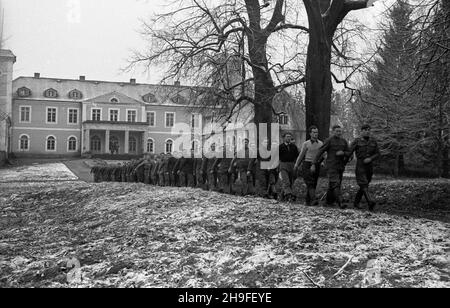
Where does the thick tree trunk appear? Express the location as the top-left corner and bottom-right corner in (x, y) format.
(303, 0), (338, 141)
(247, 30), (276, 145)
(304, 34), (333, 140)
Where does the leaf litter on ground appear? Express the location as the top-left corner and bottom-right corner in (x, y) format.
(0, 179), (448, 288)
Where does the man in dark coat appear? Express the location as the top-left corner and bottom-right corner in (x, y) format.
(217, 156), (233, 194)
(313, 125), (350, 209)
(278, 132), (300, 202)
(158, 153), (167, 186)
(249, 139), (278, 199)
(178, 149), (195, 187)
(194, 154), (206, 189)
(203, 144), (220, 191)
(230, 139), (252, 196)
(166, 153), (178, 186)
(348, 124), (380, 211)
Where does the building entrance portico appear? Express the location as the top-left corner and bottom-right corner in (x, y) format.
(82, 121), (149, 156)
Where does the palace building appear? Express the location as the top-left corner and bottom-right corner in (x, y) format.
(0, 49), (306, 162)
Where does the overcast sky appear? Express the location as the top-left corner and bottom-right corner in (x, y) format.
(1, 0), (389, 85)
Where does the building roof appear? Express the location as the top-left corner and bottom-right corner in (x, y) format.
(12, 76), (207, 106)
(0, 49), (16, 62)
(85, 91), (145, 106)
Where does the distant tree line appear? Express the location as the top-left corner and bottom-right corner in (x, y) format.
(354, 0), (449, 178)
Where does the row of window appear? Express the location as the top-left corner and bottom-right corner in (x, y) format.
(19, 106), (199, 128)
(89, 136), (172, 154)
(19, 106), (80, 125)
(16, 88), (185, 105)
(18, 135), (78, 152)
(146, 138), (173, 154)
(19, 106), (283, 127)
(17, 87), (83, 99)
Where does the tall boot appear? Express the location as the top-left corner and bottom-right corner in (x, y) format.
(305, 186), (312, 206)
(308, 187), (317, 206)
(326, 187), (335, 206)
(363, 188), (376, 211)
(334, 187), (346, 209)
(354, 188), (364, 209)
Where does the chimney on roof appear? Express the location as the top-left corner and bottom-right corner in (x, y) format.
(79, 76), (86, 81)
(174, 80), (181, 86)
(130, 78), (136, 84)
(34, 73), (40, 78)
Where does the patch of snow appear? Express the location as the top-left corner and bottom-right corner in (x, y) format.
(0, 163), (78, 182)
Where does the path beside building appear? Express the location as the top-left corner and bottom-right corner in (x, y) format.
(64, 160), (94, 183)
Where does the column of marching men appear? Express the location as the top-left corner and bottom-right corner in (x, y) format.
(91, 124), (380, 211)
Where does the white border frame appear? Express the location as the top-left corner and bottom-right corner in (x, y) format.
(164, 112), (176, 128)
(18, 134), (30, 152)
(19, 106), (32, 123)
(67, 108), (80, 125)
(45, 107), (58, 124)
(126, 109), (138, 123)
(67, 135), (78, 152)
(91, 108), (102, 121)
(108, 108), (120, 122)
(45, 135), (57, 152)
(147, 111), (156, 127)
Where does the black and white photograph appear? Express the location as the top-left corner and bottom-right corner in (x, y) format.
(0, 0), (448, 292)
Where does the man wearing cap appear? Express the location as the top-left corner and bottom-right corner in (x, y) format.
(348, 124), (380, 211)
(295, 126), (325, 206)
(313, 125), (350, 208)
(278, 132), (300, 202)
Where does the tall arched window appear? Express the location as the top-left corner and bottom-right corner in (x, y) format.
(46, 136), (56, 151)
(129, 137), (137, 153)
(147, 138), (155, 153)
(165, 139), (173, 154)
(19, 135), (30, 151)
(68, 136), (77, 152)
(91, 136), (101, 152)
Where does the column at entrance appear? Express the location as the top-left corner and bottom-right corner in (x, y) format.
(105, 130), (110, 154)
(85, 129), (90, 152)
(143, 131), (149, 154)
(124, 130), (129, 154)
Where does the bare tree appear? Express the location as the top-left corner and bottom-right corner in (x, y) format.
(412, 0), (449, 177)
(130, 0), (379, 143)
(129, 0), (309, 143)
(302, 0), (378, 139)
